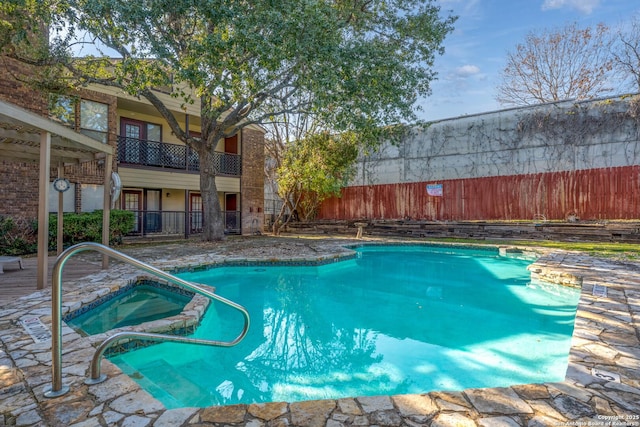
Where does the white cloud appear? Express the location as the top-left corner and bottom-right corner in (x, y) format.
(455, 65), (481, 77)
(541, 0), (600, 14)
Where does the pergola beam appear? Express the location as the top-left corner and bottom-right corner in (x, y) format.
(0, 142), (96, 162)
(0, 99), (115, 291)
(0, 101), (111, 154)
(37, 132), (51, 290)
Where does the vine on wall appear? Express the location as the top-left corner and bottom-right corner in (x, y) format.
(352, 95), (640, 221)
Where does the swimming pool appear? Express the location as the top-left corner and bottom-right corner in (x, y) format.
(109, 245), (580, 408)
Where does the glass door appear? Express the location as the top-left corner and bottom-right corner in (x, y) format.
(190, 193), (203, 233)
(123, 190), (142, 234)
(145, 190), (162, 233)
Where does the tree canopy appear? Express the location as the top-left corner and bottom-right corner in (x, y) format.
(1, 0), (456, 239)
(271, 129), (358, 234)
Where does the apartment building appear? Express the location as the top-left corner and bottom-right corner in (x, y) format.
(0, 59), (265, 238)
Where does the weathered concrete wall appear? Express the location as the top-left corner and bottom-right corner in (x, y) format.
(353, 96), (639, 185)
(319, 95), (640, 221)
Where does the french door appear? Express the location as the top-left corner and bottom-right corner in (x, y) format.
(122, 189), (162, 235)
(120, 118), (162, 165)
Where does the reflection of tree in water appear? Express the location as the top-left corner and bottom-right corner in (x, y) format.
(244, 309), (378, 371)
(234, 274), (399, 400)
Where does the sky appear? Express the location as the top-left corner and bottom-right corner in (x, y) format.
(417, 0), (640, 122)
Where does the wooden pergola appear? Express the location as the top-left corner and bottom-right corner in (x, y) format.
(0, 99), (114, 289)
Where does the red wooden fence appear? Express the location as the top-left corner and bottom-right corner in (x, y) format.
(317, 166), (640, 221)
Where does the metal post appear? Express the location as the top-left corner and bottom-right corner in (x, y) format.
(44, 241), (250, 397)
(43, 247), (70, 397)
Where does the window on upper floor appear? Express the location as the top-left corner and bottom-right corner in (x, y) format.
(79, 99), (108, 143)
(49, 95), (109, 143)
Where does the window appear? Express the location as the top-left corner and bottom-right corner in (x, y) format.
(80, 100), (108, 143)
(49, 95), (109, 143)
(48, 95), (75, 128)
(80, 184), (105, 212)
(147, 123), (161, 141)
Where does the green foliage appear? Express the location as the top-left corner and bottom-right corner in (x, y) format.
(277, 131), (359, 220)
(48, 210), (135, 248)
(0, 216), (38, 255)
(2, 0), (457, 141)
(0, 211), (134, 255)
(2, 0), (456, 239)
(436, 237), (640, 261)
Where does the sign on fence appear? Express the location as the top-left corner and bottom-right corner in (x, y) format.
(426, 184), (443, 197)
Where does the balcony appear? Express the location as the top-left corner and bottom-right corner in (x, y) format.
(117, 136), (242, 176)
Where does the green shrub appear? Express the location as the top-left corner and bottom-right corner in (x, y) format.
(48, 210), (135, 248)
(0, 216), (38, 255)
(0, 210), (135, 256)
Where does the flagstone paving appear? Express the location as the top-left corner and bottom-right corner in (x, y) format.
(1, 236), (639, 426)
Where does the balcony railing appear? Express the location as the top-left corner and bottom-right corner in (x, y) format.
(126, 210), (241, 237)
(117, 136), (242, 176)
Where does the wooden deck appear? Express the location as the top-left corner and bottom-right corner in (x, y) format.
(0, 254), (104, 307)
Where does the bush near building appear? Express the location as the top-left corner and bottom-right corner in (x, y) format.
(0, 210), (134, 256)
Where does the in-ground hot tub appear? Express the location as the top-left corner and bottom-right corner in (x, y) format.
(64, 281), (194, 336)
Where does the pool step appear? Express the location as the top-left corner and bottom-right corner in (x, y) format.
(133, 359), (215, 408)
(113, 296), (185, 329)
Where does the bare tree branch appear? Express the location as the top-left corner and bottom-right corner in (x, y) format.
(496, 22), (615, 106)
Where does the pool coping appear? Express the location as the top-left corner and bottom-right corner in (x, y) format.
(1, 239), (639, 426)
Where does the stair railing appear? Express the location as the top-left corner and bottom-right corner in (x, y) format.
(44, 241), (250, 398)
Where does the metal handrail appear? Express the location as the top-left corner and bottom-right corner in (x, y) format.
(44, 241), (250, 398)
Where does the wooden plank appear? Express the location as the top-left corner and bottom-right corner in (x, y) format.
(0, 254), (103, 307)
(37, 132), (50, 290)
(318, 166), (640, 221)
(1, 142), (95, 161)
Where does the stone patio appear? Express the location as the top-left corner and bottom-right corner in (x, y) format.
(1, 236), (639, 426)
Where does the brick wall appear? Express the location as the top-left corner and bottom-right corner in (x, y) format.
(0, 161), (41, 220)
(0, 58), (47, 114)
(240, 127), (265, 234)
(1, 58), (48, 219)
(0, 58), (118, 219)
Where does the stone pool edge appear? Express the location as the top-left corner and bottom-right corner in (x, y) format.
(0, 241), (638, 426)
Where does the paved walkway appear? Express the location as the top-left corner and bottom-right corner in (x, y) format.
(1, 236), (639, 426)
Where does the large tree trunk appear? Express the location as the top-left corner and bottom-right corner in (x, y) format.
(199, 148), (225, 241)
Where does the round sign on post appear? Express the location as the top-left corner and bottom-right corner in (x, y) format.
(52, 178), (71, 193)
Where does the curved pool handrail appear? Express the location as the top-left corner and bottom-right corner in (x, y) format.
(44, 241), (250, 398)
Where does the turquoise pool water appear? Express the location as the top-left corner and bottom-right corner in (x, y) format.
(67, 285), (191, 335)
(109, 245), (581, 408)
